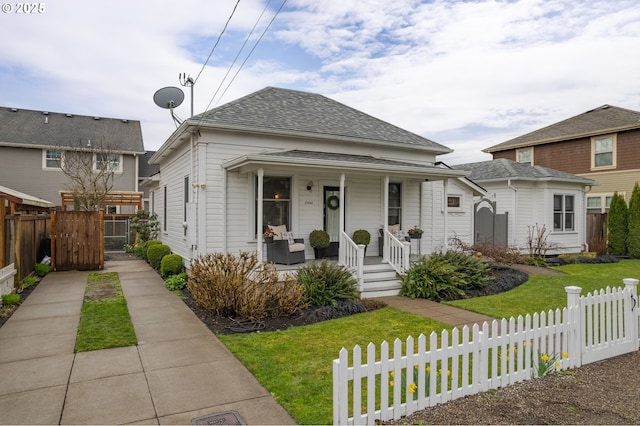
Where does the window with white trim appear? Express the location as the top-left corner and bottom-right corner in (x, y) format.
(94, 153), (122, 173)
(587, 194), (614, 214)
(388, 183), (402, 226)
(255, 176), (291, 236)
(553, 194), (574, 231)
(43, 149), (63, 169)
(447, 195), (462, 210)
(516, 147), (533, 165)
(591, 134), (616, 169)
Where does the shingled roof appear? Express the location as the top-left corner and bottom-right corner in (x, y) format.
(452, 158), (596, 185)
(484, 105), (640, 153)
(186, 87), (451, 154)
(0, 107), (144, 153)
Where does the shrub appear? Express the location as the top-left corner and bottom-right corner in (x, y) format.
(296, 260), (359, 306)
(352, 229), (371, 246)
(164, 272), (187, 291)
(607, 192), (628, 256)
(2, 293), (20, 305)
(161, 254), (183, 278)
(627, 183), (640, 258)
(188, 252), (305, 319)
(400, 251), (490, 301)
(141, 240), (162, 261)
(450, 237), (524, 264)
(309, 230), (330, 248)
(34, 263), (51, 277)
(20, 276), (37, 289)
(129, 210), (159, 242)
(309, 300), (367, 321)
(147, 244), (171, 270)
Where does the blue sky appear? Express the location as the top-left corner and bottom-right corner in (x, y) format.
(1, 0), (640, 164)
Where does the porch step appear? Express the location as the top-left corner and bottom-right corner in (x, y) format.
(361, 263), (402, 298)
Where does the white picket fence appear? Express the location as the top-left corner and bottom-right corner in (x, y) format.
(333, 279), (639, 425)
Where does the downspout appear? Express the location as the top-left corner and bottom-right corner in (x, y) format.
(256, 168), (264, 261)
(582, 185), (592, 252)
(443, 178), (448, 251)
(507, 179), (518, 248)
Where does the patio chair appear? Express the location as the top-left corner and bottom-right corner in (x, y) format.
(266, 225), (306, 265)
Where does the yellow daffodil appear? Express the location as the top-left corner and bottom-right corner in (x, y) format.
(541, 354), (549, 362)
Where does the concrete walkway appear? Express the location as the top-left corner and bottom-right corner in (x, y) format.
(379, 296), (497, 329)
(0, 260), (295, 425)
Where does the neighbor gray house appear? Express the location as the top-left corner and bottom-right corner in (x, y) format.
(0, 106), (145, 210)
(452, 159), (597, 254)
(149, 87), (484, 297)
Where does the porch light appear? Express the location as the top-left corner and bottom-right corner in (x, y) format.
(307, 181), (314, 191)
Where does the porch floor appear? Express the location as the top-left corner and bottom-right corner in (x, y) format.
(269, 256), (388, 272)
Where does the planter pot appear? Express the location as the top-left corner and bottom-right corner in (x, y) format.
(410, 234), (422, 239)
(265, 236), (274, 243)
(313, 247), (326, 259)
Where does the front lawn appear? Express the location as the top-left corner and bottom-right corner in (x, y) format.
(446, 259), (640, 319)
(219, 306), (449, 425)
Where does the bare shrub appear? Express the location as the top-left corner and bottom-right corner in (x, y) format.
(450, 237), (524, 264)
(188, 252), (305, 320)
(526, 223), (558, 258)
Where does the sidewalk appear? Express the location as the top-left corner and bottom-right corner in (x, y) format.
(0, 260), (295, 425)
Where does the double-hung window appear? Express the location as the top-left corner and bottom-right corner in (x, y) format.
(591, 135), (616, 169)
(553, 194), (574, 231)
(94, 153), (122, 173)
(255, 176), (291, 236)
(388, 183), (402, 226)
(43, 149), (63, 169)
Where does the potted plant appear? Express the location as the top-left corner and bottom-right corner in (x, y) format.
(352, 229), (371, 255)
(263, 227), (276, 243)
(408, 226), (424, 239)
(309, 229), (330, 259)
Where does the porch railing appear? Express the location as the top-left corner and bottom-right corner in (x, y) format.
(340, 231), (365, 292)
(383, 230), (410, 274)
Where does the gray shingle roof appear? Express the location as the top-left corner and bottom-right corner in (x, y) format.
(188, 87), (451, 154)
(0, 107), (144, 153)
(484, 104), (640, 153)
(139, 151), (159, 177)
(452, 158), (596, 185)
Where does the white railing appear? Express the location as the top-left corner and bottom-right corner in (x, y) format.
(0, 263), (17, 299)
(340, 231), (365, 292)
(383, 230), (410, 274)
(334, 279), (639, 425)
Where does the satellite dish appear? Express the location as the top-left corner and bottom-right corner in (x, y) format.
(153, 86), (185, 109)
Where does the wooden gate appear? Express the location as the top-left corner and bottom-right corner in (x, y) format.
(51, 210), (104, 271)
(586, 213), (607, 254)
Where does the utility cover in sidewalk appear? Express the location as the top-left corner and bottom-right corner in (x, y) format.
(192, 410), (246, 425)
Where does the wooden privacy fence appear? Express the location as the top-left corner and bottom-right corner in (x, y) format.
(1, 213), (50, 284)
(587, 213), (607, 255)
(333, 279), (639, 425)
(51, 210), (104, 271)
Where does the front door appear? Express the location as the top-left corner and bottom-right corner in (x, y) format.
(324, 186), (342, 242)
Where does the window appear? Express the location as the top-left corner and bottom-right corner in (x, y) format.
(184, 176), (189, 236)
(447, 195), (462, 209)
(163, 186), (167, 232)
(43, 149), (63, 169)
(553, 194), (574, 231)
(255, 176), (291, 235)
(591, 135), (616, 169)
(388, 183), (402, 226)
(94, 153), (122, 173)
(516, 147), (533, 165)
(587, 194), (614, 214)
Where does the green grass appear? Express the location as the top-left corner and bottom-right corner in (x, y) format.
(75, 272), (137, 352)
(219, 307), (449, 425)
(446, 259), (640, 319)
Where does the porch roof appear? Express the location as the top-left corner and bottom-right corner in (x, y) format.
(222, 150), (468, 180)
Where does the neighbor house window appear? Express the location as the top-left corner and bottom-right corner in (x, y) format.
(388, 183), (402, 226)
(43, 149), (63, 169)
(587, 194), (614, 214)
(94, 153), (122, 173)
(516, 147), (533, 165)
(591, 135), (616, 169)
(255, 176), (291, 236)
(447, 195), (462, 209)
(553, 194), (574, 231)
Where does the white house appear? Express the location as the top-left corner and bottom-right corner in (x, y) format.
(149, 87), (483, 296)
(452, 159), (597, 254)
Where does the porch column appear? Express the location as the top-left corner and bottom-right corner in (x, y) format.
(339, 173), (346, 262)
(257, 168), (264, 262)
(383, 176), (389, 261)
(443, 178), (449, 251)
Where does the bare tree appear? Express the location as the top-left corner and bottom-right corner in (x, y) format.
(61, 138), (117, 211)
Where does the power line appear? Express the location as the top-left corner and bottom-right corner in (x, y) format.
(193, 0), (241, 85)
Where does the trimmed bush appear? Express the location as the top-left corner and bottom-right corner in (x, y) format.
(142, 240), (162, 261)
(164, 272), (187, 291)
(34, 263), (51, 277)
(147, 244), (171, 270)
(352, 229), (371, 246)
(309, 230), (330, 248)
(188, 252), (305, 319)
(296, 260), (359, 307)
(160, 254), (183, 278)
(627, 183), (640, 258)
(2, 293), (20, 305)
(607, 192), (628, 256)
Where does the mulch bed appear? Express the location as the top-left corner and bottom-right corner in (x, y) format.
(0, 279), (40, 328)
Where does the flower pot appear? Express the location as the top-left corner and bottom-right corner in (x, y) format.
(265, 236), (274, 243)
(410, 234), (422, 239)
(313, 247), (326, 259)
